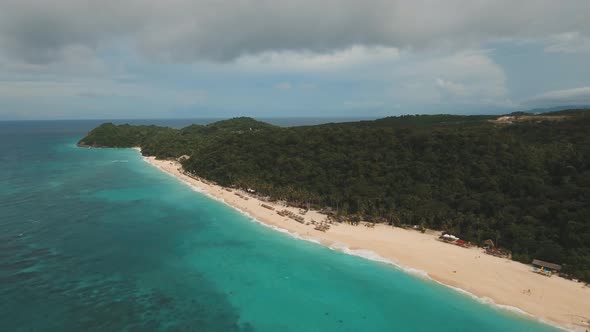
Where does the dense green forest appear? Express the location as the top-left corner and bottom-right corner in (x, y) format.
(79, 111), (590, 282)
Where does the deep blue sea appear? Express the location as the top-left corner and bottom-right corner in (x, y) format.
(0, 120), (561, 331)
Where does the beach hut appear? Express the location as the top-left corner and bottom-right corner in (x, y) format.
(320, 207), (336, 215)
(260, 203), (274, 211)
(532, 259), (561, 273)
(440, 233), (459, 242)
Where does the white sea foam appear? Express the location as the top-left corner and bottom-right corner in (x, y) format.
(322, 240), (563, 329)
(139, 152), (573, 331)
(234, 206), (324, 245)
(328, 242), (431, 279)
(431, 275), (571, 331)
(327, 242), (572, 330)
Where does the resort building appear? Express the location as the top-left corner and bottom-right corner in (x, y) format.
(532, 259), (562, 273)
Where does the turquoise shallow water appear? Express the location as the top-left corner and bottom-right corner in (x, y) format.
(0, 121), (561, 331)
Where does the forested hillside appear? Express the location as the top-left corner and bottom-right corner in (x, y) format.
(79, 111), (590, 282)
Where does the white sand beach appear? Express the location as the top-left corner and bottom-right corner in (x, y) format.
(143, 154), (590, 331)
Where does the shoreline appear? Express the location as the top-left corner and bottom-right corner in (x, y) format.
(139, 152), (589, 331)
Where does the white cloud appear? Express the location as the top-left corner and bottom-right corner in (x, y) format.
(273, 82), (319, 91)
(544, 32), (590, 53)
(436, 79), (469, 97)
(1, 0), (589, 64)
(0, 45), (108, 79)
(1, 0), (588, 118)
(0, 79), (207, 106)
(391, 51), (508, 106)
(235, 46), (400, 72)
(343, 100), (385, 109)
(526, 86), (590, 106)
(0, 81), (84, 98)
(275, 82), (292, 90)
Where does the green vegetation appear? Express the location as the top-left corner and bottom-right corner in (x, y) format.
(79, 111), (590, 282)
(77, 123), (172, 148)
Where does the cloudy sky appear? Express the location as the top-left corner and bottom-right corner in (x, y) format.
(1, 0), (590, 120)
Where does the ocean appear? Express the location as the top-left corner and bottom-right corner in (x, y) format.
(0, 120), (560, 331)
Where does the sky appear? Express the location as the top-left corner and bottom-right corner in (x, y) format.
(1, 0), (590, 120)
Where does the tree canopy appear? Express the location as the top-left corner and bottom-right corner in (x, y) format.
(79, 110), (590, 282)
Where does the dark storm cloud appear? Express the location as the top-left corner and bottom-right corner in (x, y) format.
(1, 0), (589, 64)
(0, 1), (139, 63)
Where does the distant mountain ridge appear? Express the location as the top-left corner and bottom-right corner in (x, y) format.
(522, 105), (590, 114)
